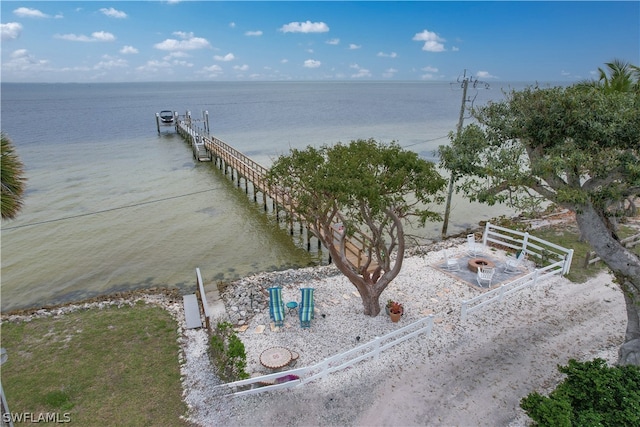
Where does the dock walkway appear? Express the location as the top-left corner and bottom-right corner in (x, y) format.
(174, 111), (378, 274)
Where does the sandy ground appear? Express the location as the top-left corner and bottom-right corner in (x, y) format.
(190, 244), (626, 427)
(357, 271), (625, 426)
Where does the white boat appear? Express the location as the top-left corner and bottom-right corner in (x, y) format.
(159, 110), (175, 124)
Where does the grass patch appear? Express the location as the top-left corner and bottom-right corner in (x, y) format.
(532, 223), (640, 283)
(1, 302), (188, 426)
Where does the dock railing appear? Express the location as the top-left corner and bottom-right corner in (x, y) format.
(176, 115), (379, 274)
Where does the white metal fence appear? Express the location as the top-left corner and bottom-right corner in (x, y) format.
(218, 315), (435, 397)
(459, 222), (574, 322)
(460, 261), (564, 322)
(483, 222), (574, 275)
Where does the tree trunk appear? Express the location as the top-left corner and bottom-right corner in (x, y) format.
(574, 202), (640, 366)
(320, 209), (406, 318)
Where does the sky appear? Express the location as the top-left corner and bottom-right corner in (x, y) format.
(1, 1), (639, 83)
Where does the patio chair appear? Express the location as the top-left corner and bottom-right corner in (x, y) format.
(467, 234), (484, 256)
(299, 288), (315, 328)
(268, 287), (285, 327)
(443, 249), (461, 271)
(505, 250), (527, 273)
(476, 266), (495, 287)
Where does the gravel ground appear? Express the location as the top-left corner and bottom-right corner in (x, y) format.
(178, 242), (626, 426)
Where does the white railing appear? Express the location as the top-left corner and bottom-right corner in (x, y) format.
(218, 315), (434, 396)
(483, 222), (574, 275)
(460, 260), (564, 322)
(195, 268), (211, 331)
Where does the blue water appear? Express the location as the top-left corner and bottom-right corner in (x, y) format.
(1, 81), (527, 312)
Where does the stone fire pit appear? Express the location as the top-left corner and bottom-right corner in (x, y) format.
(467, 258), (496, 273)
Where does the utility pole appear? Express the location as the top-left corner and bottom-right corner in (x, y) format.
(441, 70), (488, 239)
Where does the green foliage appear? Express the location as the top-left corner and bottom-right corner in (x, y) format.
(521, 359), (640, 426)
(1, 132), (27, 220)
(210, 322), (249, 382)
(438, 80), (640, 216)
(266, 138), (446, 285)
(267, 138), (446, 226)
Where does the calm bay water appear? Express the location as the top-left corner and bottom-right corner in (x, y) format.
(1, 81), (526, 312)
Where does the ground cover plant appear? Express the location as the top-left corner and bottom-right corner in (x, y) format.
(520, 358), (640, 426)
(210, 321), (249, 382)
(0, 302), (188, 426)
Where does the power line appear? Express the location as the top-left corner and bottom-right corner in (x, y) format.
(402, 134), (449, 148)
(1, 187), (222, 231)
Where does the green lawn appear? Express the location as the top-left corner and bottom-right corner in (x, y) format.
(1, 301), (189, 426)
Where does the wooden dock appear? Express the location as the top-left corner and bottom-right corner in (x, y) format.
(172, 111), (378, 273)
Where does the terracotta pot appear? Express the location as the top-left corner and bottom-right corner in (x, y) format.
(389, 311), (401, 322)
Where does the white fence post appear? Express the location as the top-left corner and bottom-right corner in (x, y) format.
(563, 249), (574, 275)
(373, 337), (381, 360)
(482, 222), (491, 246)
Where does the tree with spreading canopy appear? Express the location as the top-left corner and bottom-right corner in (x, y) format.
(438, 71), (640, 365)
(1, 132), (27, 220)
(266, 139), (446, 316)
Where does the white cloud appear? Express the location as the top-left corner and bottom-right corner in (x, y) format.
(120, 45), (138, 54)
(99, 7), (127, 19)
(172, 60), (193, 68)
(154, 33), (211, 51)
(94, 56), (128, 70)
(4, 49), (50, 71)
(303, 59), (321, 68)
(13, 7), (49, 18)
(214, 53), (235, 62)
(452, 46), (460, 52)
(165, 52), (189, 59)
(245, 30), (262, 36)
(136, 60), (172, 73)
(280, 21), (329, 33)
(422, 66), (438, 73)
(412, 29), (446, 52)
(348, 44), (361, 50)
(201, 65), (223, 79)
(350, 64), (371, 78)
(234, 64), (249, 71)
(1, 22), (22, 41)
(55, 31), (116, 42)
(377, 52), (397, 58)
(173, 31), (194, 39)
(92, 31), (116, 42)
(326, 38), (340, 45)
(382, 68), (398, 78)
(476, 70), (497, 79)
(229, 22), (236, 28)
